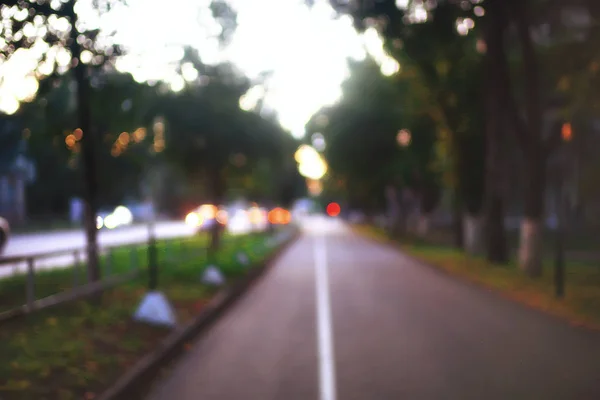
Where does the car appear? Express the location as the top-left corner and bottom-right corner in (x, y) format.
(0, 216), (10, 255)
(96, 206), (134, 230)
(185, 204), (227, 233)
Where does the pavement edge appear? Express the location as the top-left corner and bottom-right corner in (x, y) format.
(97, 228), (302, 400)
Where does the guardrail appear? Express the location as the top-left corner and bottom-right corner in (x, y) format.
(0, 226), (296, 325)
(0, 235), (205, 324)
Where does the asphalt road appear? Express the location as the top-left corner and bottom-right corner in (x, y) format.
(147, 216), (600, 400)
(0, 221), (195, 278)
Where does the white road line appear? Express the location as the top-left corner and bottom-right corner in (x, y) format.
(314, 233), (337, 400)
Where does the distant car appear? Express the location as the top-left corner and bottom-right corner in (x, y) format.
(96, 206), (134, 230)
(185, 204), (227, 233)
(0, 216), (9, 255)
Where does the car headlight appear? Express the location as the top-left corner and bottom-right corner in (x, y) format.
(185, 212), (202, 227)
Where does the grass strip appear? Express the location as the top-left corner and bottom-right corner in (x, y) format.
(0, 228), (294, 400)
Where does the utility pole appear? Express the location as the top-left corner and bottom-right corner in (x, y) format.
(554, 169), (565, 298)
(554, 122), (573, 298)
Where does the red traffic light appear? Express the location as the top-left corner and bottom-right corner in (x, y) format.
(326, 202), (341, 217)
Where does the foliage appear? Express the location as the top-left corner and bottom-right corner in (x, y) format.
(308, 55), (443, 214)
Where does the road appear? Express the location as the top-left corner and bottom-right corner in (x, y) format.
(146, 216), (600, 400)
(0, 221), (195, 278)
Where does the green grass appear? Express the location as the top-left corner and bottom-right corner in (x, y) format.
(417, 225), (600, 262)
(355, 225), (600, 330)
(0, 235), (202, 312)
(0, 227), (295, 400)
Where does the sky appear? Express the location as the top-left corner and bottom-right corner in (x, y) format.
(0, 0), (401, 138)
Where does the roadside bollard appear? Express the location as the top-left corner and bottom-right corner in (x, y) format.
(148, 226), (158, 291)
(73, 250), (80, 287)
(26, 258), (35, 310)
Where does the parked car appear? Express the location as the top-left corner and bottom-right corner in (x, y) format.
(0, 216), (9, 255)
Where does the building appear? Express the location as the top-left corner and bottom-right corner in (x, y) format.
(0, 117), (35, 225)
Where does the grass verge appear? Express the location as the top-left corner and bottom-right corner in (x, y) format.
(0, 228), (295, 400)
(355, 224), (600, 330)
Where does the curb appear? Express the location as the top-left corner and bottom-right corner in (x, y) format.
(97, 229), (301, 400)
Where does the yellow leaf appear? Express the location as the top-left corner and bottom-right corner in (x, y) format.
(436, 60), (450, 77)
(16, 380), (31, 390)
(85, 361), (98, 372)
(47, 317), (57, 326)
(557, 76), (571, 92)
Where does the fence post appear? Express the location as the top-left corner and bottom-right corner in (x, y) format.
(148, 223), (158, 290)
(26, 258), (35, 310)
(73, 251), (80, 287)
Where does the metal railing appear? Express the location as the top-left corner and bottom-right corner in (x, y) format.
(0, 235), (204, 324)
(0, 227), (295, 324)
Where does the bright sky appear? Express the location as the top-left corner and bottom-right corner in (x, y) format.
(0, 0), (401, 138)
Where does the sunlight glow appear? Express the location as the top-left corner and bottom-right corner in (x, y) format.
(295, 144), (328, 180)
(224, 0), (367, 137)
(0, 0), (401, 132)
(363, 28), (401, 77)
(239, 85), (266, 111)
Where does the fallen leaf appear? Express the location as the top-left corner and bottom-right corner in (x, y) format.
(47, 317), (58, 326)
(85, 361), (98, 372)
(16, 380), (31, 390)
(84, 392), (96, 399)
(184, 343), (193, 351)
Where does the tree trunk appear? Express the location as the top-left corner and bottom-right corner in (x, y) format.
(452, 193), (464, 249)
(519, 151), (546, 276)
(485, 195), (508, 263)
(207, 165), (225, 260)
(482, 0), (509, 264)
(416, 213), (431, 238)
(463, 213), (484, 255)
(69, 2), (100, 282)
(511, 0), (546, 277)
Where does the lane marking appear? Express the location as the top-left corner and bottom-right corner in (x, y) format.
(314, 233), (337, 400)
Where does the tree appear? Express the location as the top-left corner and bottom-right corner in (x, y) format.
(483, 0), (594, 274)
(18, 72), (158, 217)
(328, 0), (490, 253)
(1, 0), (123, 282)
(308, 57), (442, 236)
(156, 58), (293, 255)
